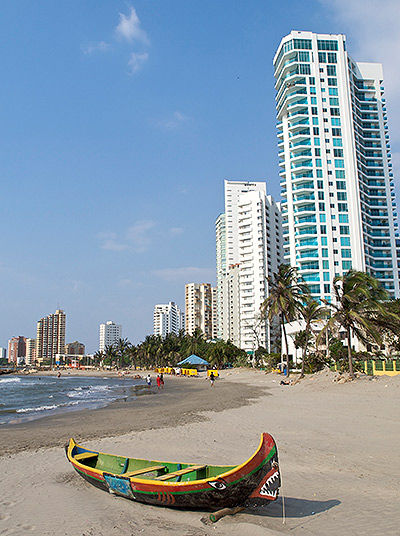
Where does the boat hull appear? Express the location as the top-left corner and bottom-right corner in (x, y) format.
(65, 433), (280, 510)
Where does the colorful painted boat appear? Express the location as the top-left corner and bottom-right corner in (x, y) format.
(65, 433), (280, 509)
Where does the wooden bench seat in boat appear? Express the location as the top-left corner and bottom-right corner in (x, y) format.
(156, 465), (206, 481)
(120, 465), (166, 478)
(74, 452), (98, 462)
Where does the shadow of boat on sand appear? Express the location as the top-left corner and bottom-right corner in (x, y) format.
(246, 497), (340, 519)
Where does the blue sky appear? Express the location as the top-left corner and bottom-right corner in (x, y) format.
(1, 0), (399, 352)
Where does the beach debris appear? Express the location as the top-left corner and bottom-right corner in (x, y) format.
(200, 506), (245, 525)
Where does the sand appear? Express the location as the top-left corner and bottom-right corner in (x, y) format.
(0, 369), (399, 536)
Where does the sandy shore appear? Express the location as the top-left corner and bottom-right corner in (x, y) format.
(0, 369), (399, 535)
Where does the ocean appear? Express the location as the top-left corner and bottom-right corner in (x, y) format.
(0, 374), (146, 425)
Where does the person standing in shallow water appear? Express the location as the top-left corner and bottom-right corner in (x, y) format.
(146, 374), (152, 388)
(156, 375), (161, 390)
(209, 371), (215, 387)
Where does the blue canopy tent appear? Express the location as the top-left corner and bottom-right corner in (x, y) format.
(177, 354), (209, 368)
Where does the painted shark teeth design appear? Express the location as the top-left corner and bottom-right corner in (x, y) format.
(259, 471), (280, 498)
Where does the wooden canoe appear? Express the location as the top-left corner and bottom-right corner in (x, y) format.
(65, 433), (280, 509)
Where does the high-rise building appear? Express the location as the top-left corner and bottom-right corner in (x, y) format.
(274, 31), (399, 300)
(65, 341), (85, 355)
(99, 321), (122, 352)
(0, 347), (6, 360)
(153, 302), (185, 337)
(211, 286), (218, 340)
(7, 336), (26, 364)
(216, 181), (283, 352)
(185, 283), (213, 338)
(25, 338), (37, 365)
(36, 309), (66, 364)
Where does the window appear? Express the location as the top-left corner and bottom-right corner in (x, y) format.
(321, 236), (327, 245)
(316, 169), (323, 177)
(300, 64), (311, 75)
(335, 170), (345, 178)
(322, 248), (328, 257)
(341, 249), (351, 258)
(294, 39), (312, 49)
(336, 181), (346, 189)
(320, 214), (326, 222)
(324, 284), (331, 293)
(310, 87), (316, 94)
(334, 149), (344, 157)
(298, 51), (310, 62)
(327, 52), (337, 63)
(330, 108), (340, 116)
(318, 52), (327, 63)
(340, 225), (349, 234)
(316, 158), (322, 167)
(339, 214), (349, 223)
(312, 106), (318, 115)
(332, 128), (342, 136)
(317, 180), (323, 189)
(340, 237), (350, 246)
(313, 127), (319, 135)
(327, 65), (336, 76)
(337, 192), (347, 200)
(329, 97), (339, 106)
(320, 225), (327, 234)
(313, 117), (319, 125)
(323, 260), (329, 269)
(329, 88), (338, 96)
(331, 118), (341, 126)
(328, 78), (338, 86)
(318, 191), (324, 200)
(335, 159), (344, 168)
(342, 260), (352, 270)
(315, 148), (321, 156)
(319, 202), (325, 210)
(333, 138), (342, 146)
(311, 97), (317, 104)
(314, 137), (320, 145)
(309, 77), (315, 84)
(318, 40), (338, 51)
(338, 203), (348, 212)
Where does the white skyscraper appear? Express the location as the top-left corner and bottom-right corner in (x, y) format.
(274, 31), (399, 300)
(216, 180), (283, 352)
(99, 321), (122, 352)
(153, 302), (185, 338)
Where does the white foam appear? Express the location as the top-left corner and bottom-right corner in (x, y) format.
(0, 377), (22, 384)
(17, 404), (58, 413)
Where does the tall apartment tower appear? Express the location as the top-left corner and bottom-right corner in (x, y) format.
(153, 302), (185, 338)
(274, 31), (399, 300)
(7, 336), (26, 364)
(36, 309), (66, 364)
(25, 338), (37, 365)
(185, 283), (213, 339)
(99, 321), (122, 352)
(216, 181), (283, 352)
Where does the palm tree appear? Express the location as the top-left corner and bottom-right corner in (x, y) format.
(104, 344), (118, 368)
(297, 297), (329, 378)
(261, 264), (308, 376)
(318, 270), (391, 379)
(116, 338), (130, 368)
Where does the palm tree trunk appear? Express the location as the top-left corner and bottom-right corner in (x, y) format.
(300, 335), (309, 379)
(347, 327), (355, 379)
(281, 313), (290, 377)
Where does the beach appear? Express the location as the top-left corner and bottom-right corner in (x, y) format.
(0, 369), (399, 535)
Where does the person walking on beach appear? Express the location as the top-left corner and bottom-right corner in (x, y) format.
(209, 371), (215, 387)
(156, 375), (161, 390)
(146, 374), (152, 388)
(160, 373), (164, 389)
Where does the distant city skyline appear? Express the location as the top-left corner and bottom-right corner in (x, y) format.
(2, 1), (400, 352)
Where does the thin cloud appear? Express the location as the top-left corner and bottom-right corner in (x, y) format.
(127, 52), (149, 74)
(115, 6), (149, 45)
(81, 41), (111, 55)
(155, 111), (190, 130)
(126, 220), (156, 251)
(153, 267), (216, 283)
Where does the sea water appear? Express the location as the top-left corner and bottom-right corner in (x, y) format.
(0, 375), (146, 425)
